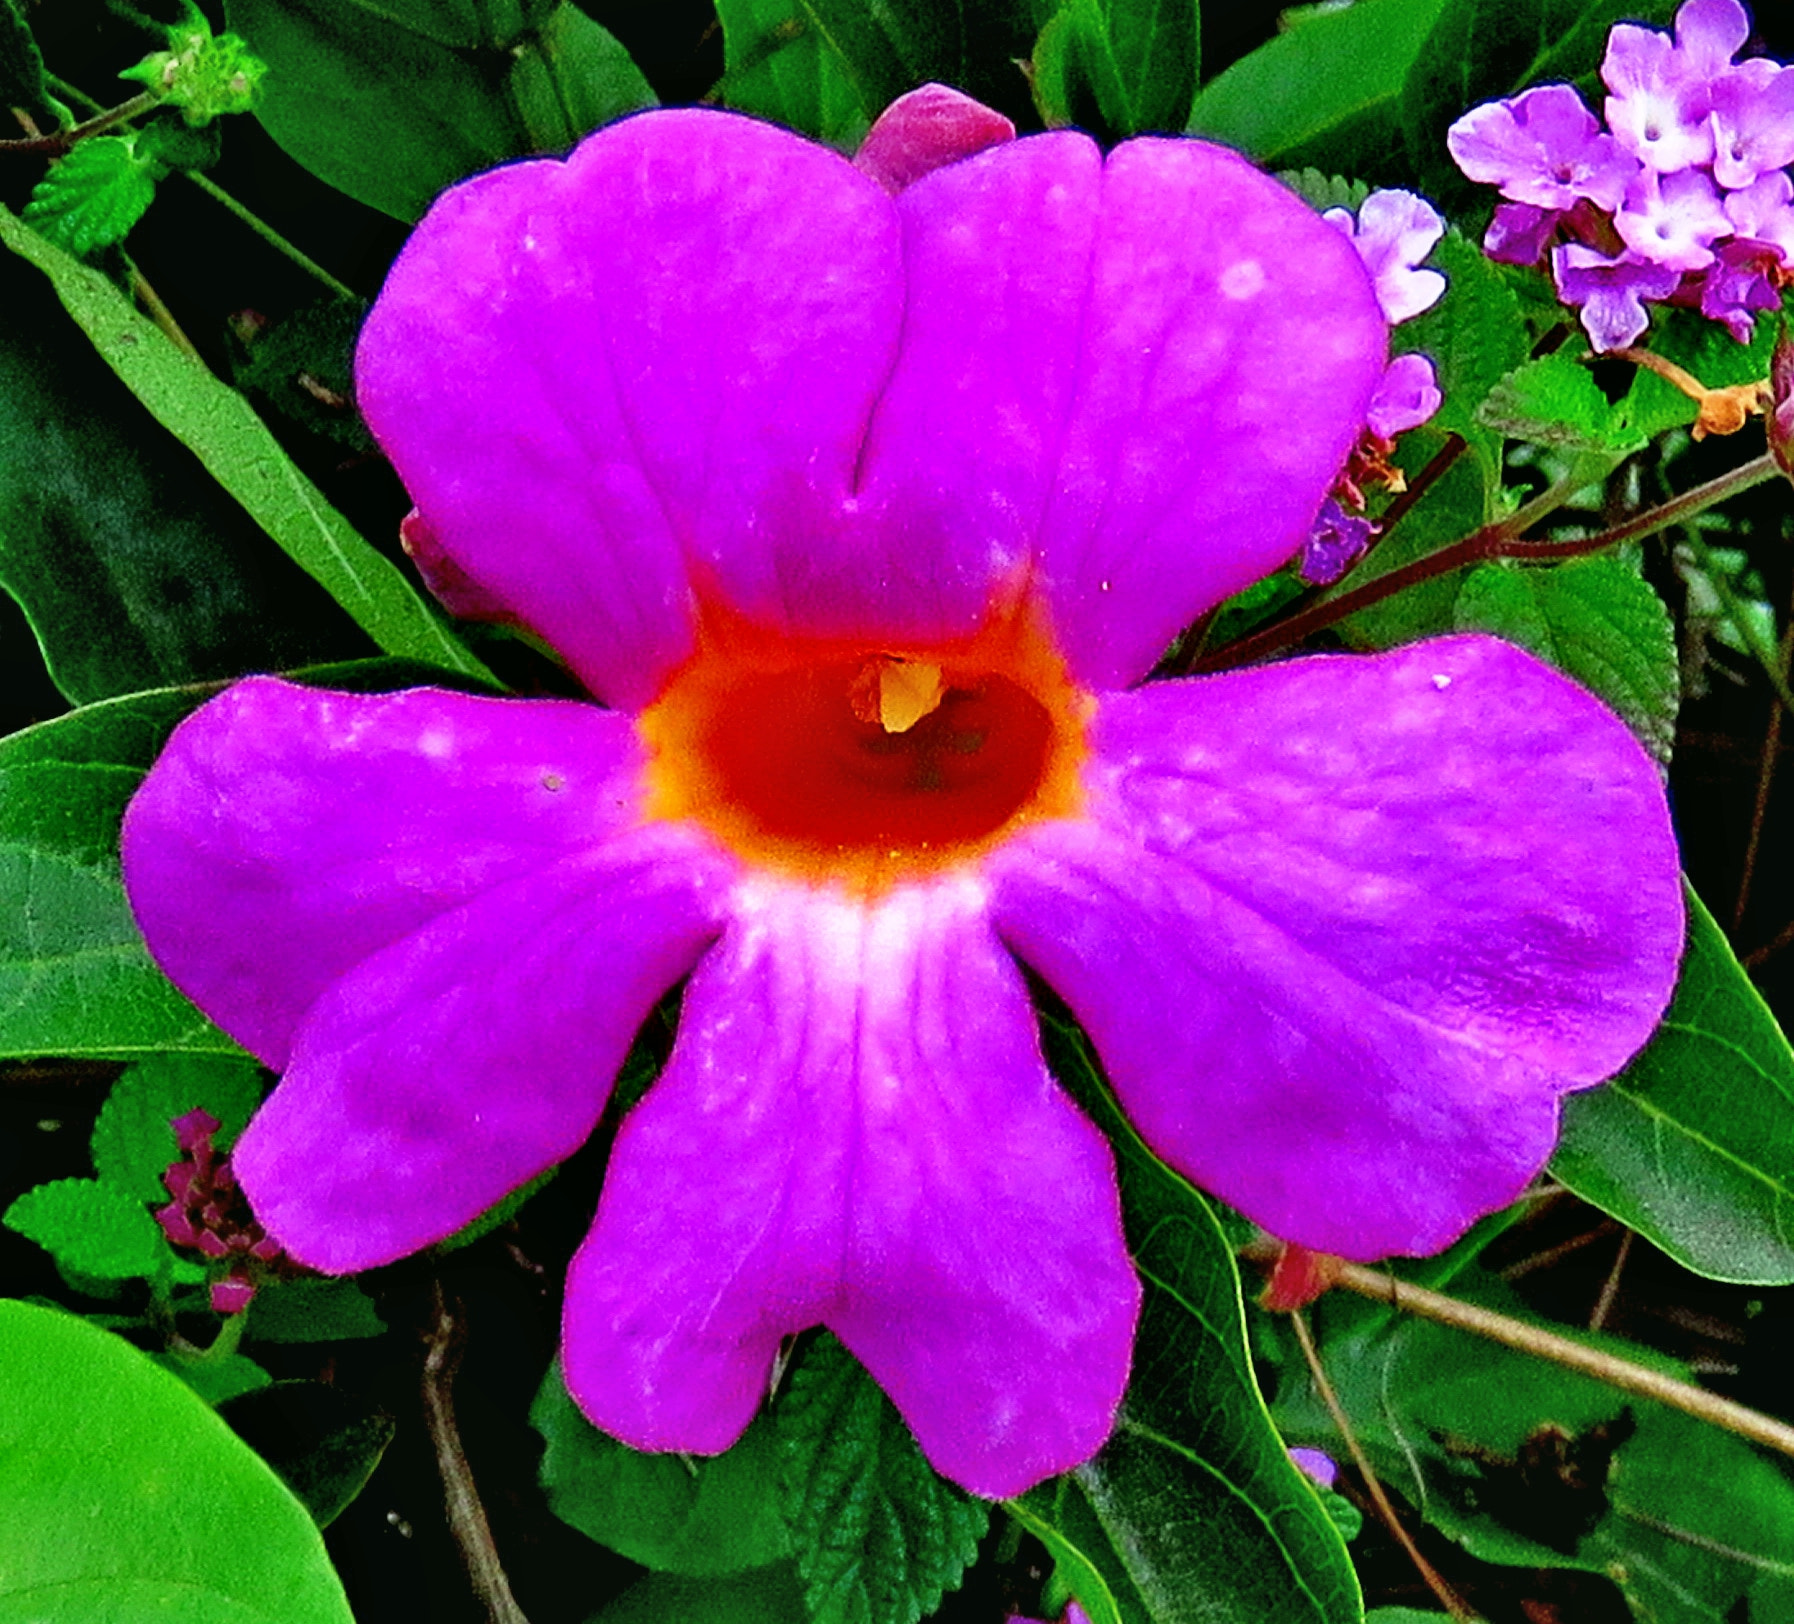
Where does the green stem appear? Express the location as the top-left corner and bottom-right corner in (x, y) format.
(0, 89), (162, 155)
(181, 171), (360, 301)
(1196, 452), (1781, 673)
(168, 1303), (248, 1364)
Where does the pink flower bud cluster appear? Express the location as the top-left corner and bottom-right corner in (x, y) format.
(156, 1108), (289, 1314)
(1448, 0), (1794, 351)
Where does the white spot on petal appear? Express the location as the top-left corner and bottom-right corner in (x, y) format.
(1219, 259), (1266, 300)
(418, 729), (453, 758)
(1431, 673), (1452, 691)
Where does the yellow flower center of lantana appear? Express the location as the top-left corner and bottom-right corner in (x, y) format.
(638, 586), (1092, 895)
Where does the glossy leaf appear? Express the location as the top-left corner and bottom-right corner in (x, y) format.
(248, 1278), (386, 1343)
(1033, 0), (1197, 138)
(220, 1380), (395, 1526)
(0, 206), (492, 682)
(0, 1298), (355, 1622)
(1451, 554), (1678, 764)
(91, 1053), (266, 1202)
(533, 1361), (792, 1577)
(713, 0), (868, 148)
(3, 1176), (168, 1280)
(1401, 0), (1677, 206)
(224, 0), (652, 222)
(1555, 885), (1794, 1285)
(156, 1350), (276, 1407)
(776, 1331), (989, 1624)
(1185, 0), (1447, 177)
(1025, 1015), (1362, 1624)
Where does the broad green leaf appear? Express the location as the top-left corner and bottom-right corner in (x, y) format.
(156, 1350), (275, 1406)
(1400, 0), (1676, 207)
(0, 206), (492, 682)
(533, 1361), (791, 1576)
(776, 1332), (989, 1624)
(1004, 1496), (1125, 1624)
(1451, 553), (1678, 764)
(1032, 0), (1134, 137)
(1033, 0), (1197, 137)
(220, 1380), (395, 1526)
(246, 1277), (386, 1343)
(1185, 0), (1448, 178)
(587, 1564), (811, 1624)
(3, 1177), (168, 1279)
(225, 0), (652, 222)
(0, 1298), (355, 1622)
(713, 0), (868, 148)
(1029, 1016), (1361, 1624)
(1478, 350), (1645, 455)
(91, 1053), (266, 1201)
(21, 134), (160, 256)
(1554, 885), (1794, 1285)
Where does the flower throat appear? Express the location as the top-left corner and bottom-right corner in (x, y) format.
(638, 588), (1090, 893)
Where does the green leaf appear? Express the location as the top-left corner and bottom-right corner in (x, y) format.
(224, 0), (653, 222)
(91, 1053), (266, 1202)
(0, 1298), (355, 1622)
(1185, 0), (1448, 176)
(231, 298), (374, 454)
(1451, 553), (1678, 764)
(1554, 885), (1794, 1285)
(1004, 1495), (1126, 1624)
(533, 1361), (791, 1576)
(435, 1164), (558, 1251)
(1478, 350), (1645, 455)
(1032, 0), (1197, 138)
(155, 1349), (274, 1406)
(713, 0), (868, 147)
(1025, 1022), (1360, 1624)
(0, 0), (62, 128)
(3, 1177), (168, 1279)
(587, 1565), (811, 1624)
(0, 203), (493, 684)
(1400, 0), (1676, 207)
(1618, 299), (1786, 442)
(22, 135), (161, 257)
(247, 1277), (386, 1343)
(220, 1380), (395, 1526)
(776, 1332), (989, 1624)
(1032, 0), (1135, 137)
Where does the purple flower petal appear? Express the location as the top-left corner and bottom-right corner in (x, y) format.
(1483, 201), (1564, 265)
(1698, 238), (1784, 341)
(358, 111), (910, 711)
(562, 876), (1139, 1498)
(1365, 352), (1442, 439)
(1604, 18), (1719, 173)
(232, 824), (728, 1271)
(1323, 190), (1446, 324)
(860, 134), (1384, 692)
(989, 637), (1683, 1260)
(855, 81), (1016, 194)
(1725, 168), (1794, 262)
(1447, 84), (1638, 212)
(1711, 59), (1794, 189)
(123, 680), (689, 1068)
(1299, 500), (1376, 586)
(1615, 165), (1731, 270)
(1289, 1447), (1339, 1489)
(1551, 244), (1683, 351)
(1673, 0), (1751, 82)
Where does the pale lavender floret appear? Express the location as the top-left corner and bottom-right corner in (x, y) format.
(1298, 499), (1376, 586)
(1552, 243), (1683, 350)
(1323, 190), (1446, 324)
(1365, 352), (1442, 439)
(1447, 83), (1639, 212)
(120, 109), (1687, 1499)
(1710, 58), (1794, 190)
(1725, 168), (1794, 263)
(1615, 164), (1732, 270)
(1698, 238), (1784, 341)
(1484, 200), (1563, 265)
(1603, 12), (1726, 173)
(1289, 1447), (1340, 1489)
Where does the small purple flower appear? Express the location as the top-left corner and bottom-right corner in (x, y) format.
(122, 111), (1683, 1496)
(1298, 500), (1377, 587)
(1447, 84), (1638, 212)
(1324, 190), (1447, 324)
(1552, 243), (1685, 350)
(1483, 200), (1564, 266)
(1710, 57), (1794, 189)
(1724, 168), (1794, 262)
(156, 1108), (289, 1314)
(1698, 237), (1785, 341)
(1615, 165), (1732, 270)
(1289, 1447), (1340, 1490)
(1602, 0), (1745, 173)
(1365, 352), (1443, 439)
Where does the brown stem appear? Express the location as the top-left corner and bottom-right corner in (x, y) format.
(1197, 453), (1782, 672)
(0, 90), (162, 155)
(1289, 1311), (1481, 1622)
(423, 1281), (532, 1624)
(1376, 432), (1467, 536)
(1588, 1229), (1633, 1333)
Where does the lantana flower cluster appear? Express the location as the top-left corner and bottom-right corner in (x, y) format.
(156, 1108), (291, 1314)
(1448, 0), (1794, 351)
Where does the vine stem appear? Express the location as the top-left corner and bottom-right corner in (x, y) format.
(0, 90), (163, 155)
(1196, 451), (1782, 673)
(181, 170), (360, 301)
(1288, 1310), (1481, 1622)
(423, 1280), (532, 1624)
(1294, 1255), (1794, 1462)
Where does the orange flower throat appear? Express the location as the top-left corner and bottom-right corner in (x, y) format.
(639, 590), (1091, 894)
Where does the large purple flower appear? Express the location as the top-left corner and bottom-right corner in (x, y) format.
(121, 110), (1684, 1497)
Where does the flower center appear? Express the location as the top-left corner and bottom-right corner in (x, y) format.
(638, 587), (1091, 893)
